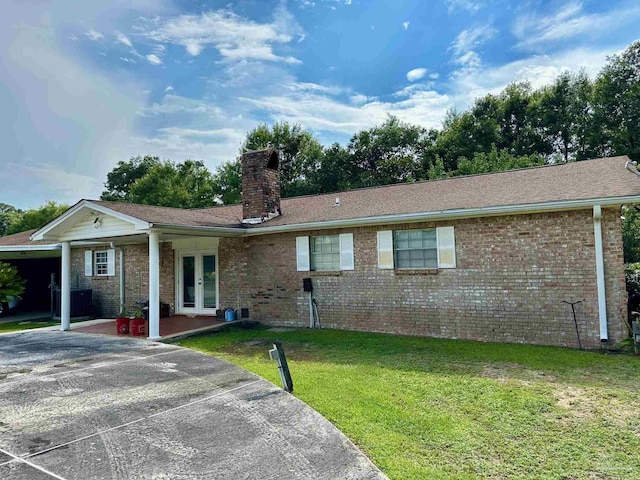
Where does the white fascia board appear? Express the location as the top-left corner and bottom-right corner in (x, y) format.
(31, 200), (150, 241)
(0, 244), (61, 252)
(149, 224), (245, 237)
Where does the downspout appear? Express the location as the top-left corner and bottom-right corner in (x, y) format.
(593, 205), (608, 342)
(119, 248), (125, 315)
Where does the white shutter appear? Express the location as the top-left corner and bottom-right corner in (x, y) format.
(339, 233), (354, 270)
(84, 250), (93, 276)
(296, 236), (310, 272)
(377, 230), (394, 269)
(107, 249), (116, 276)
(437, 226), (456, 268)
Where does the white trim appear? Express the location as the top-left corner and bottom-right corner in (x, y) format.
(30, 200), (150, 241)
(436, 226), (456, 269)
(148, 232), (161, 340)
(377, 230), (394, 269)
(0, 244), (61, 252)
(175, 249), (219, 316)
(593, 205), (608, 342)
(296, 236), (310, 272)
(339, 233), (354, 270)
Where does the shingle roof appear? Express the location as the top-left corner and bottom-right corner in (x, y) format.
(4, 156), (639, 246)
(258, 156), (639, 227)
(0, 229), (58, 246)
(86, 156), (640, 229)
(91, 200), (243, 228)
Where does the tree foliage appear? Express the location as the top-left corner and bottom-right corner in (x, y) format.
(0, 262), (26, 302)
(4, 201), (69, 236)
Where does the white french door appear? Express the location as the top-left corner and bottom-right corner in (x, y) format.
(177, 251), (218, 315)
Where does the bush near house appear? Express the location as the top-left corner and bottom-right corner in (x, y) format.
(182, 328), (640, 480)
(0, 262), (25, 302)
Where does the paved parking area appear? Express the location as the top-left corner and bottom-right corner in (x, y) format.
(0, 330), (386, 479)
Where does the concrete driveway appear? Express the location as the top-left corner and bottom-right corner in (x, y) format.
(0, 330), (386, 480)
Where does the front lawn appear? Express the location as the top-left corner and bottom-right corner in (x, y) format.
(0, 319), (57, 333)
(180, 328), (640, 480)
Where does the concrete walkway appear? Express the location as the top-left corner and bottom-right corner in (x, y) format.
(0, 330), (386, 480)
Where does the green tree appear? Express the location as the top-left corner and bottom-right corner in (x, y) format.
(212, 160), (242, 205)
(534, 72), (593, 163)
(101, 155), (161, 201)
(623, 206), (640, 263)
(348, 116), (427, 187)
(0, 204), (22, 237)
(5, 201), (69, 236)
(307, 143), (355, 194)
(241, 122), (325, 197)
(591, 41), (640, 161)
(128, 160), (216, 208)
(0, 262), (25, 303)
(453, 147), (546, 176)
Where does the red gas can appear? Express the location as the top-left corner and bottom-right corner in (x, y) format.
(129, 318), (147, 337)
(116, 318), (129, 335)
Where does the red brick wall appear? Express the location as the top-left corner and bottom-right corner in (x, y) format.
(218, 208), (627, 348)
(71, 242), (174, 318)
(241, 150), (281, 219)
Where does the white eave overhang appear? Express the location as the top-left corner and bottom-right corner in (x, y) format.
(30, 200), (151, 242)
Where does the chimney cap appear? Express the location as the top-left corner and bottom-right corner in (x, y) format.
(240, 148), (279, 170)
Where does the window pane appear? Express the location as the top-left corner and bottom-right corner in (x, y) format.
(182, 256), (195, 308)
(311, 235), (340, 271)
(394, 229), (438, 269)
(202, 255), (216, 309)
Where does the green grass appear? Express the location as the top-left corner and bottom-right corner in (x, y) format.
(0, 319), (57, 333)
(180, 327), (640, 480)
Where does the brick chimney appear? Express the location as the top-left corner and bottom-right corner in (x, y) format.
(241, 148), (281, 221)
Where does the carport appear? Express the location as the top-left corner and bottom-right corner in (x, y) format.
(0, 230), (61, 318)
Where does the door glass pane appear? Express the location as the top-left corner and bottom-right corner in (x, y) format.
(202, 255), (217, 309)
(182, 256), (195, 308)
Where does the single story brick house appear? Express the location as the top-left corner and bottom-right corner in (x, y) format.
(1, 150), (638, 347)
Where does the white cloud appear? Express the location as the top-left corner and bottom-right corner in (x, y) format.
(120, 56), (136, 63)
(165, 85), (174, 92)
(240, 85), (451, 135)
(141, 8), (302, 64)
(146, 53), (162, 65)
(406, 67), (428, 82)
(450, 44), (623, 109)
(402, 21), (410, 30)
(350, 94), (377, 105)
(85, 29), (104, 41)
(429, 72), (440, 79)
(512, 1), (640, 50)
(115, 31), (132, 47)
(444, 0), (484, 14)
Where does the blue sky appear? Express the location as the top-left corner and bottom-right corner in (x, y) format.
(1, 0), (639, 209)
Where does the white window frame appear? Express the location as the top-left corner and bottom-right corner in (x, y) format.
(393, 229), (439, 270)
(310, 234), (341, 272)
(94, 250), (109, 276)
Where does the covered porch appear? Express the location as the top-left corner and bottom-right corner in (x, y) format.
(29, 200), (245, 341)
(70, 315), (238, 340)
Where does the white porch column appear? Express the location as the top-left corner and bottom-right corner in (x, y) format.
(148, 231), (161, 340)
(61, 241), (71, 331)
(593, 205), (608, 342)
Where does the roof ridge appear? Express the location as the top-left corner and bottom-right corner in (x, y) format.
(279, 156), (630, 203)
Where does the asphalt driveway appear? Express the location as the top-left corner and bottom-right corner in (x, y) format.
(0, 330), (386, 480)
